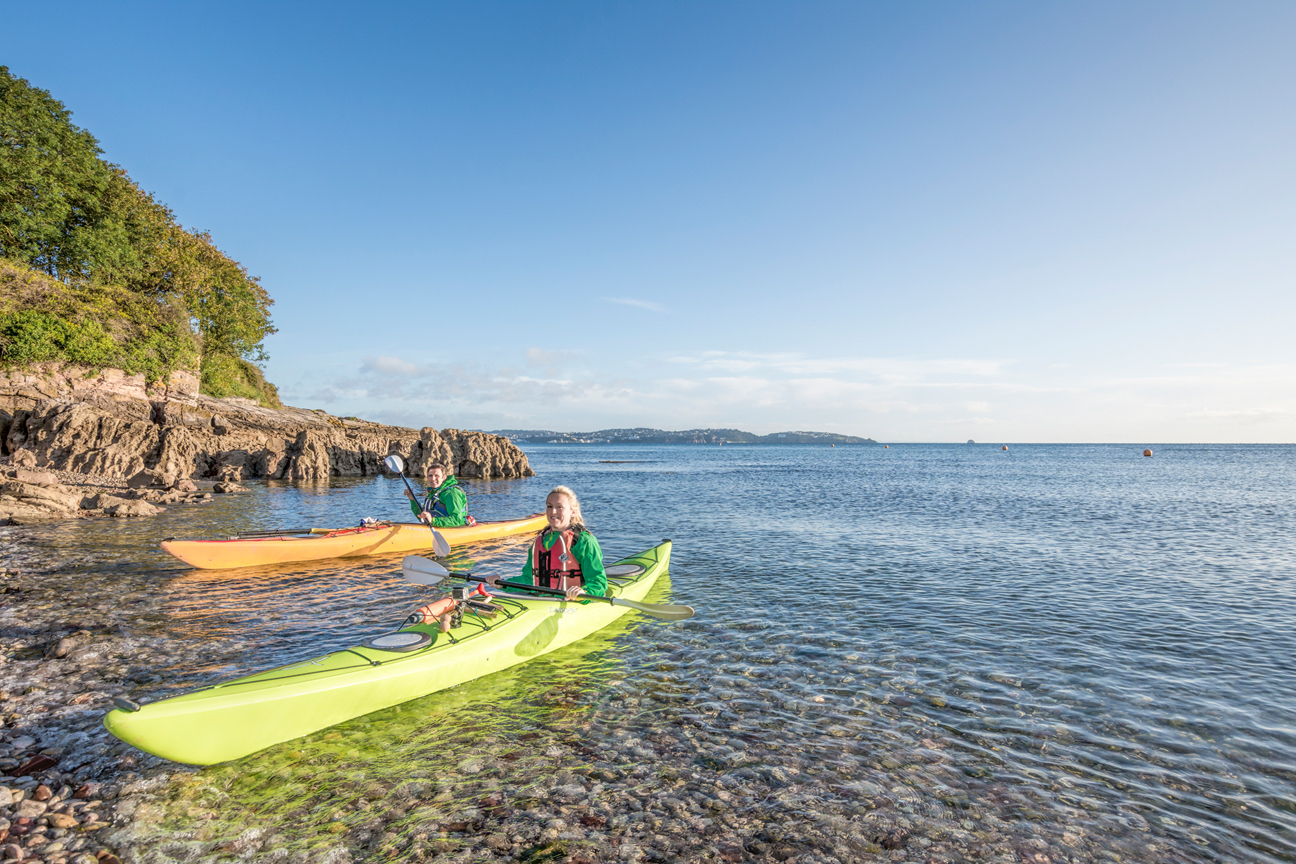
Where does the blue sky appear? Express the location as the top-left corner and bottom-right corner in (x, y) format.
(4, 2), (1294, 441)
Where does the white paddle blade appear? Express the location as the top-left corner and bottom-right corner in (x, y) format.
(402, 555), (448, 585)
(427, 526), (450, 557)
(383, 454), (406, 474)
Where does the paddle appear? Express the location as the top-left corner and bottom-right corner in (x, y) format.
(401, 555), (695, 621)
(235, 528), (333, 538)
(383, 455), (451, 557)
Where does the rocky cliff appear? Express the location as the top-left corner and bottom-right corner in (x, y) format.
(0, 363), (533, 523)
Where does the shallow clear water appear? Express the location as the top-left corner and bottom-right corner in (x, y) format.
(8, 443), (1296, 863)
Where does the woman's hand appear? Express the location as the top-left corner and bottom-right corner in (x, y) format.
(564, 585), (583, 601)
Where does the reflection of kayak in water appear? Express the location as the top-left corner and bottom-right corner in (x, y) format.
(105, 540), (673, 765)
(160, 516), (547, 570)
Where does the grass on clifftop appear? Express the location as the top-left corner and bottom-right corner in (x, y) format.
(0, 258), (281, 406)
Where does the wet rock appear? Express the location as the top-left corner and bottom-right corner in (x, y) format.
(14, 801), (45, 819)
(457, 757), (485, 775)
(103, 501), (161, 518)
(553, 784), (586, 802)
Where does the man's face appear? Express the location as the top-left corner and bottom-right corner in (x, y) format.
(428, 468), (446, 488)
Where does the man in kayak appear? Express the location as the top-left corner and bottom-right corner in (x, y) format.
(516, 486), (607, 600)
(403, 462), (469, 528)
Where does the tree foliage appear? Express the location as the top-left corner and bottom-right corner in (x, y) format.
(0, 66), (277, 404)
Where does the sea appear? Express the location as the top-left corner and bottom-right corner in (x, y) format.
(8, 443), (1296, 863)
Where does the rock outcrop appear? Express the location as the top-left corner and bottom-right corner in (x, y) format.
(0, 364), (534, 518)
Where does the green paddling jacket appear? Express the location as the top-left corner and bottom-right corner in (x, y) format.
(518, 528), (607, 598)
(408, 475), (468, 528)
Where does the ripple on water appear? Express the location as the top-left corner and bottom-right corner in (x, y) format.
(4, 444), (1295, 862)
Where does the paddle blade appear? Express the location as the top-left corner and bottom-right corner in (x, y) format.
(610, 598), (696, 621)
(383, 454), (406, 474)
(402, 555), (448, 585)
(429, 527), (451, 557)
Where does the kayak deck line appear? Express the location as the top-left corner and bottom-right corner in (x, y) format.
(105, 540), (673, 764)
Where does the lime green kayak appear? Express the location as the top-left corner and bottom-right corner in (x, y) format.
(104, 540), (672, 765)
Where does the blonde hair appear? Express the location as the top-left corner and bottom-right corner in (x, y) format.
(547, 485), (585, 530)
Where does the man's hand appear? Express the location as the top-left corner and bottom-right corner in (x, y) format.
(564, 585), (583, 601)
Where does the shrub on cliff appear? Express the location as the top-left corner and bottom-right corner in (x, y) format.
(0, 65), (278, 406)
(0, 259), (202, 384)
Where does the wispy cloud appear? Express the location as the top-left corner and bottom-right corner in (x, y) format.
(605, 297), (666, 313)
(526, 348), (580, 367)
(664, 351), (1012, 383)
(361, 356), (426, 377)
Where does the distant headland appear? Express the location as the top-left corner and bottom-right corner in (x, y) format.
(491, 427), (877, 445)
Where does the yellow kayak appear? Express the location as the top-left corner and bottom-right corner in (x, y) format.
(161, 516), (546, 570)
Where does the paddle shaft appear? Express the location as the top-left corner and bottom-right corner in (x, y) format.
(399, 555), (693, 620)
(397, 473), (427, 519)
(459, 574), (692, 619)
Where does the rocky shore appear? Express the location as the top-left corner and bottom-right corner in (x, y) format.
(1, 364), (533, 526)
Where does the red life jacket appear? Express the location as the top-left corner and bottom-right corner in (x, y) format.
(532, 528), (584, 591)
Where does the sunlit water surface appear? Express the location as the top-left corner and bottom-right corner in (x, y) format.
(7, 443), (1296, 863)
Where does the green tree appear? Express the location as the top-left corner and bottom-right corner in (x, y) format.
(0, 66), (278, 404)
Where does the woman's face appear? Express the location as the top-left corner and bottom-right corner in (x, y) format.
(545, 492), (573, 530)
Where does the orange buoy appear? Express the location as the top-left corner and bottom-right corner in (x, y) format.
(1002, 445), (1008, 451)
(1143, 449), (1153, 457)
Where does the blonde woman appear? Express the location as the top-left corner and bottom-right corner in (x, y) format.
(517, 486), (607, 600)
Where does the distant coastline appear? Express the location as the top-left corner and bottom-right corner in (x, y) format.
(490, 427), (877, 445)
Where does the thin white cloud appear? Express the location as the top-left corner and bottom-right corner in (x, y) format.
(526, 348), (580, 367)
(663, 350), (1010, 381)
(361, 356), (426, 377)
(605, 297), (666, 313)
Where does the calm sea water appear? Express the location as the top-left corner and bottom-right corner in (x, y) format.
(10, 443), (1296, 862)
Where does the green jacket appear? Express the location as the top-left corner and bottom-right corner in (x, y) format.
(517, 528), (607, 597)
(408, 475), (468, 528)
